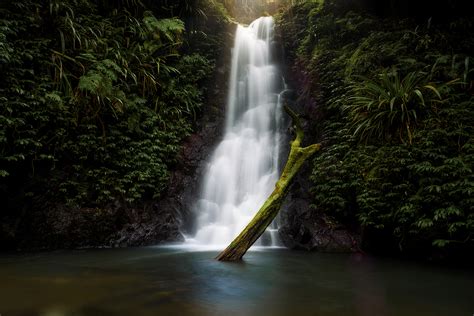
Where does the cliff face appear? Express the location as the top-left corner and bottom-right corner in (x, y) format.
(274, 0), (474, 260)
(5, 1), (471, 257)
(5, 29), (234, 251)
(151, 39), (235, 241)
(0, 1), (235, 251)
(274, 82), (360, 253)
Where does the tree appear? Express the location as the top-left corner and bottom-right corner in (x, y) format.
(216, 105), (321, 261)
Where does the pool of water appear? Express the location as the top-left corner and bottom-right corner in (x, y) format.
(0, 246), (473, 315)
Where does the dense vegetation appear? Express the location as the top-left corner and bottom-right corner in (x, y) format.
(277, 0), (473, 258)
(0, 0), (231, 248)
(1, 0), (472, 260)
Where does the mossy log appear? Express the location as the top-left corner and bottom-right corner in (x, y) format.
(216, 105), (321, 261)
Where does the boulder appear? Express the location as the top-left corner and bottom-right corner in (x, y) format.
(279, 160), (360, 252)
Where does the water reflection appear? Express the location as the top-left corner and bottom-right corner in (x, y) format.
(0, 247), (473, 315)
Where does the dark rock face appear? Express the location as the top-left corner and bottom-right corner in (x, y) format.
(153, 118), (224, 238)
(279, 206), (360, 252)
(154, 35), (234, 239)
(277, 87), (360, 253)
(104, 25), (234, 247)
(111, 205), (185, 247)
(16, 201), (184, 250)
(14, 117), (224, 249)
(99, 46), (228, 248)
(279, 164), (360, 252)
(3, 26), (234, 252)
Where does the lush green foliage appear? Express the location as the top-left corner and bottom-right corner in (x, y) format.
(0, 0), (228, 211)
(347, 71), (445, 144)
(278, 1), (474, 255)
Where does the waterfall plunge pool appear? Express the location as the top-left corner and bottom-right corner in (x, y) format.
(1, 246), (473, 315)
(2, 16), (472, 316)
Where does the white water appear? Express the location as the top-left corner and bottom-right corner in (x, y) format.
(190, 17), (284, 247)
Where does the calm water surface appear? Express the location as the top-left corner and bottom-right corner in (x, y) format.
(0, 246), (473, 315)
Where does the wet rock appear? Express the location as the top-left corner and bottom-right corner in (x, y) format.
(279, 201), (360, 252)
(160, 37), (231, 235)
(168, 119), (223, 234)
(112, 219), (184, 248)
(19, 201), (185, 250)
(276, 52), (360, 253)
(279, 163), (360, 253)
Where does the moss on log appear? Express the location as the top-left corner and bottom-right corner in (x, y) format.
(216, 105), (321, 261)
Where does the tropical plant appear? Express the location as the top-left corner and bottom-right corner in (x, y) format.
(346, 71), (444, 144)
(278, 0), (474, 257)
(0, 0), (222, 209)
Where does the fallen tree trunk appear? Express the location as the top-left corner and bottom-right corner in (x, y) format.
(216, 105), (321, 261)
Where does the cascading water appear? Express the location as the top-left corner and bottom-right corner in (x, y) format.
(190, 16), (284, 247)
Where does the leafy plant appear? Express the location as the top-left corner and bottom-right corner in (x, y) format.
(0, 0), (224, 211)
(347, 71), (443, 144)
(278, 0), (474, 256)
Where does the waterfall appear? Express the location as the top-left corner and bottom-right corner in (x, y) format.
(190, 17), (284, 247)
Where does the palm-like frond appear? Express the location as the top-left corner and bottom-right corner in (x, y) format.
(346, 71), (444, 144)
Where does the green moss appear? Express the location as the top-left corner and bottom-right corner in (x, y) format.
(216, 106), (320, 261)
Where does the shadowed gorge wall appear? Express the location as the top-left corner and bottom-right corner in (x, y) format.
(276, 0), (474, 260)
(0, 0), (233, 250)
